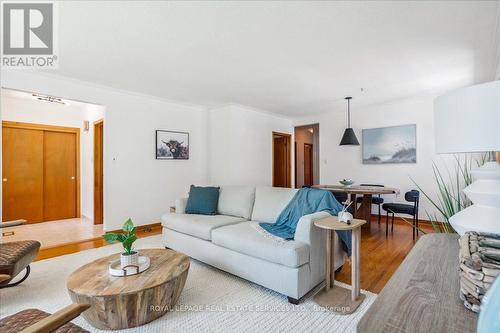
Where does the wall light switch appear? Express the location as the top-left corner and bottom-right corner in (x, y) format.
(83, 120), (90, 132)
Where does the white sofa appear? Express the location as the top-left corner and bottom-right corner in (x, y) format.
(161, 186), (345, 303)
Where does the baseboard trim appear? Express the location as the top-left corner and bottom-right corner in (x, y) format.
(107, 222), (162, 234)
(370, 214), (433, 226)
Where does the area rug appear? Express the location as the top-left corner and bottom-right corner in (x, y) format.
(0, 235), (376, 332)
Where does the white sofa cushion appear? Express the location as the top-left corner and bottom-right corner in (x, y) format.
(211, 221), (309, 268)
(161, 213), (246, 241)
(251, 186), (298, 223)
(217, 186), (255, 219)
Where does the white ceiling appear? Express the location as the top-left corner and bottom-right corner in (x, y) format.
(1, 88), (95, 108)
(51, 1), (500, 116)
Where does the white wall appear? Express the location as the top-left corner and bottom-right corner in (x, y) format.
(293, 94), (457, 220)
(1, 92), (105, 220)
(1, 71), (208, 231)
(208, 104), (293, 186)
(1, 71), (469, 227)
(80, 104), (105, 219)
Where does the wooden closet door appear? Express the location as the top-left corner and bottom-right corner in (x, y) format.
(43, 131), (77, 221)
(2, 127), (44, 223)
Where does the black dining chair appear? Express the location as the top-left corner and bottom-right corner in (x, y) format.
(356, 184), (385, 224)
(331, 191), (348, 204)
(382, 190), (420, 240)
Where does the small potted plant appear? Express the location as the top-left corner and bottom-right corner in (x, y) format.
(103, 218), (138, 268)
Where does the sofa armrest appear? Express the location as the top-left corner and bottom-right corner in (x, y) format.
(295, 211), (345, 287)
(294, 211), (331, 245)
(175, 198), (188, 214)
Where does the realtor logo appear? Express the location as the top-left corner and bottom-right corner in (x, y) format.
(1, 1), (58, 68)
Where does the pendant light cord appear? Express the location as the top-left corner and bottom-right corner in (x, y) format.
(347, 98), (351, 128)
(340, 96), (359, 146)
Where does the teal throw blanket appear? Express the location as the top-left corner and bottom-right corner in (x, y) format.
(259, 188), (352, 256)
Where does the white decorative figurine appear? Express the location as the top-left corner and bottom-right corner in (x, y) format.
(338, 201), (353, 224)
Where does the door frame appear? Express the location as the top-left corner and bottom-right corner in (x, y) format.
(272, 131), (292, 188)
(293, 124), (320, 188)
(2, 121), (81, 220)
(93, 119), (104, 225)
(294, 142), (298, 188)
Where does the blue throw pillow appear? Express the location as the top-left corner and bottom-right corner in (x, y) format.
(185, 185), (220, 215)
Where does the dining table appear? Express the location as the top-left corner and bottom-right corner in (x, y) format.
(312, 184), (400, 226)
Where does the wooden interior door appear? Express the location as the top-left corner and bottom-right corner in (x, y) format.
(304, 143), (313, 186)
(272, 132), (291, 188)
(294, 142), (298, 188)
(2, 127), (44, 223)
(94, 120), (104, 225)
(43, 131), (78, 221)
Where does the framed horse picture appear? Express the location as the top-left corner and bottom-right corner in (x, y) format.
(156, 130), (189, 160)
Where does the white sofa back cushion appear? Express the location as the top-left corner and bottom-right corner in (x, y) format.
(217, 186), (256, 220)
(251, 186), (298, 223)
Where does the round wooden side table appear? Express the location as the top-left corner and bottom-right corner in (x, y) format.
(314, 216), (366, 314)
(67, 249), (190, 330)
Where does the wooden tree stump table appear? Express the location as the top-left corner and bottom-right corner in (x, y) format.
(67, 249), (189, 330)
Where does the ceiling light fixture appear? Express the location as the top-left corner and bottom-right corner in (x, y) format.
(339, 96), (360, 146)
(32, 93), (66, 105)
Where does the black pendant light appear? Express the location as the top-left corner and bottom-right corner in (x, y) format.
(339, 97), (360, 146)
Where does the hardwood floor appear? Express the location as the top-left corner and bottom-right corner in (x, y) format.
(0, 218), (162, 261)
(336, 216), (434, 293)
(35, 223), (162, 261)
(36, 237), (107, 261)
(3, 213), (433, 293)
(1, 217), (103, 248)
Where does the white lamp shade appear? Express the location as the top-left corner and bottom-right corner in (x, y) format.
(434, 81), (500, 235)
(434, 80), (500, 154)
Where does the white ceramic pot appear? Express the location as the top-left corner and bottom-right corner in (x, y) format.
(120, 251), (139, 268)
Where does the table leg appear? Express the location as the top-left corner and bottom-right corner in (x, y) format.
(330, 230), (336, 286)
(350, 193), (357, 216)
(314, 226), (365, 314)
(325, 229), (332, 291)
(355, 194), (372, 226)
(352, 227), (361, 301)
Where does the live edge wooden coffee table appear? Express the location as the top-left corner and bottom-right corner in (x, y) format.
(314, 216), (366, 314)
(67, 249), (189, 330)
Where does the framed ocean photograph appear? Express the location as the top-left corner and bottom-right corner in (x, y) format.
(362, 124), (416, 164)
(156, 130), (189, 160)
